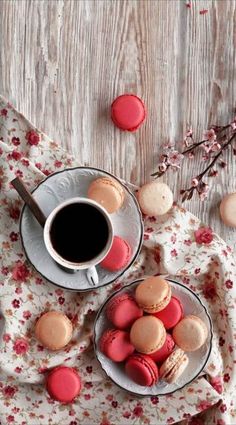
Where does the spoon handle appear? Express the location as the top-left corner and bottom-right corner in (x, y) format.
(11, 177), (46, 227)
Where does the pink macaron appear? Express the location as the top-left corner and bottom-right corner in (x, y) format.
(153, 296), (183, 329)
(46, 366), (81, 403)
(125, 354), (158, 386)
(106, 293), (143, 330)
(149, 334), (175, 364)
(111, 94), (146, 132)
(100, 329), (134, 362)
(100, 236), (131, 271)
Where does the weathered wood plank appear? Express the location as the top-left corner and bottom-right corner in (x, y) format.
(0, 0), (235, 244)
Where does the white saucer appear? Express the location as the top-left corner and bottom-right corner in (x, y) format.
(94, 278), (213, 396)
(20, 167), (143, 291)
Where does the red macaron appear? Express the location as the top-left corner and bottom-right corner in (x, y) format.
(153, 296), (183, 329)
(106, 293), (143, 330)
(100, 236), (131, 272)
(125, 354), (158, 386)
(149, 333), (175, 363)
(46, 366), (81, 403)
(111, 94), (146, 132)
(100, 329), (135, 362)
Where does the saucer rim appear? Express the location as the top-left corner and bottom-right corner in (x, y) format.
(19, 166), (144, 292)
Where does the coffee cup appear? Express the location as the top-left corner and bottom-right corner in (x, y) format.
(43, 197), (113, 285)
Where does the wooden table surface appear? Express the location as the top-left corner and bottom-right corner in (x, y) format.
(0, 0), (235, 245)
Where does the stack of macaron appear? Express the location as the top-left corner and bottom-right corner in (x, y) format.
(99, 276), (208, 387)
(87, 177), (132, 272)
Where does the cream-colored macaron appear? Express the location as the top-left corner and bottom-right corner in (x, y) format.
(172, 315), (208, 352)
(35, 311), (73, 351)
(137, 181), (173, 216)
(88, 177), (125, 214)
(160, 348), (189, 383)
(220, 193), (236, 227)
(135, 276), (171, 313)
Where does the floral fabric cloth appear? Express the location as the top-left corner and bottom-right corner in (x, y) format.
(0, 95), (236, 425)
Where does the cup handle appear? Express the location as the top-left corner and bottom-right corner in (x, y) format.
(86, 266), (99, 286)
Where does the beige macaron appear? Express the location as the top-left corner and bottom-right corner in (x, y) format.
(35, 311), (73, 351)
(172, 315), (208, 352)
(137, 181), (173, 216)
(130, 315), (166, 354)
(160, 348), (189, 383)
(220, 193), (236, 227)
(88, 177), (125, 214)
(135, 276), (171, 313)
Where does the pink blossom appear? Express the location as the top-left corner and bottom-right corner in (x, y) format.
(23, 310), (31, 319)
(123, 411), (131, 418)
(225, 279), (233, 289)
(13, 337), (29, 355)
(150, 396), (159, 404)
(133, 406), (143, 417)
(12, 137), (20, 146)
(171, 249), (178, 257)
(10, 231), (19, 242)
(203, 129), (216, 142)
(194, 227), (213, 244)
(192, 178), (199, 187)
(14, 367), (22, 373)
(25, 130), (40, 146)
(7, 416), (15, 423)
(54, 160), (63, 168)
(2, 385), (17, 398)
(21, 158), (29, 166)
(3, 333), (11, 342)
(167, 150), (184, 168)
(58, 296), (65, 305)
(184, 239), (192, 246)
(200, 8), (208, 14)
(11, 150), (22, 160)
(223, 373), (230, 382)
(12, 299), (21, 308)
(12, 261), (30, 282)
(220, 403), (227, 413)
(0, 108), (8, 116)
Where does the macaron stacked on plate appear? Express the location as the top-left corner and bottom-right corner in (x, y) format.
(94, 276), (212, 396)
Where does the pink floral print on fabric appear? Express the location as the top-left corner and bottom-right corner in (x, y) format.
(0, 95), (236, 425)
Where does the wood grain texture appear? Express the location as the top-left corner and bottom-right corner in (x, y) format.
(0, 0), (235, 244)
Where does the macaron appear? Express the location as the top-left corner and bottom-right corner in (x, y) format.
(130, 316), (166, 354)
(35, 311), (73, 351)
(111, 94), (146, 132)
(220, 193), (236, 227)
(160, 348), (189, 384)
(46, 366), (81, 403)
(106, 292), (143, 329)
(172, 315), (208, 352)
(149, 334), (175, 364)
(88, 177), (125, 214)
(137, 181), (173, 216)
(135, 276), (171, 313)
(100, 236), (131, 271)
(153, 296), (183, 329)
(100, 329), (134, 362)
(125, 354), (158, 386)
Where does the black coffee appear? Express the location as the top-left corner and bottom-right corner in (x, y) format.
(50, 203), (109, 263)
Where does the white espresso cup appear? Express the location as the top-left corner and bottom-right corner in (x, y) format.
(43, 197), (113, 286)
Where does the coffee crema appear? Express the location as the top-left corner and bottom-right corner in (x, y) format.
(50, 203), (109, 263)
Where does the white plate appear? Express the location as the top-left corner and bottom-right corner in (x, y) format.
(20, 167), (143, 291)
(94, 278), (213, 396)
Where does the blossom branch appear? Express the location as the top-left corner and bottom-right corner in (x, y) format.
(152, 114), (236, 201)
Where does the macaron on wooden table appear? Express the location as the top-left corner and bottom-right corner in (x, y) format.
(94, 277), (212, 396)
